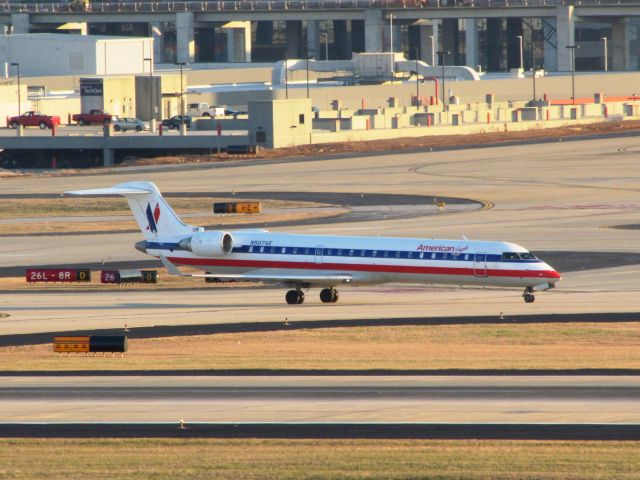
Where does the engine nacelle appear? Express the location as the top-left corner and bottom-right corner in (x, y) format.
(178, 231), (233, 257)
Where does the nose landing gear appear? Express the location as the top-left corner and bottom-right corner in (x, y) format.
(320, 287), (339, 303)
(523, 287), (535, 303)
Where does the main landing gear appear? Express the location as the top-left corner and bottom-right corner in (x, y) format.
(320, 287), (339, 304)
(523, 287), (535, 303)
(285, 289), (305, 305)
(285, 287), (340, 304)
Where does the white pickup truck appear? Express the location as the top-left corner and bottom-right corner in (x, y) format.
(186, 102), (225, 118)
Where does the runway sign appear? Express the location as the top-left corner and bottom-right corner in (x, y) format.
(53, 335), (127, 354)
(213, 202), (262, 214)
(101, 270), (158, 284)
(26, 268), (91, 283)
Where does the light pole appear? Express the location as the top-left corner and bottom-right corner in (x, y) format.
(322, 31), (329, 60)
(516, 35), (523, 70)
(436, 50), (450, 107)
(176, 62), (186, 135)
(566, 45), (578, 105)
(414, 47), (420, 105)
(429, 35), (435, 66)
(305, 56), (310, 99)
(284, 51), (288, 100)
(143, 57), (155, 126)
(601, 36), (608, 72)
(10, 62), (20, 117)
(388, 14), (394, 54)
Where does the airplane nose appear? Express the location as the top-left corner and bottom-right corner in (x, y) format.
(546, 265), (562, 280)
(135, 240), (147, 254)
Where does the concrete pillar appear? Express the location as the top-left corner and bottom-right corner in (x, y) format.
(442, 19), (459, 65)
(176, 12), (195, 64)
(11, 14), (30, 34)
(286, 20), (302, 58)
(419, 24), (437, 65)
(464, 18), (478, 69)
(103, 148), (113, 167)
(226, 21), (251, 62)
(612, 18), (631, 71)
(307, 20), (320, 59)
(364, 9), (383, 53)
(151, 23), (164, 64)
(555, 6), (575, 72)
(486, 18), (501, 71)
(543, 17), (557, 72)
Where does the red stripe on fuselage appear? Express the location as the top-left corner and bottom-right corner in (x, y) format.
(166, 256), (561, 280)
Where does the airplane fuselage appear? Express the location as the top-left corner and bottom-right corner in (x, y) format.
(144, 231), (561, 289)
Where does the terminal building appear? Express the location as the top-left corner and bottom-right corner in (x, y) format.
(0, 2), (638, 72)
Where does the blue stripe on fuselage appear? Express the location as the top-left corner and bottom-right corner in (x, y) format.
(144, 241), (542, 264)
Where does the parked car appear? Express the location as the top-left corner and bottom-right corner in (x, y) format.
(9, 111), (60, 129)
(224, 107), (248, 118)
(186, 102), (225, 118)
(161, 115), (192, 130)
(72, 109), (112, 126)
(112, 117), (149, 132)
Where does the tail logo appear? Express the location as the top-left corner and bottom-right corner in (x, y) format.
(146, 202), (160, 233)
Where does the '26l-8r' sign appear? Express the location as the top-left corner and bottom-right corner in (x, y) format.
(26, 269), (91, 283)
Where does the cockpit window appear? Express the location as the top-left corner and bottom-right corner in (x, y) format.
(502, 252), (538, 261)
(502, 252), (520, 260)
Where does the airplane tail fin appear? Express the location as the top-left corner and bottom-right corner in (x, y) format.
(64, 181), (202, 240)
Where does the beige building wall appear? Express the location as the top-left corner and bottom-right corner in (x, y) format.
(249, 98), (312, 148)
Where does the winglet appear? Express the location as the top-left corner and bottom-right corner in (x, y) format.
(159, 255), (185, 276)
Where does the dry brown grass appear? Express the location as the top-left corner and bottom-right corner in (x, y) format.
(0, 438), (639, 480)
(2, 322), (639, 371)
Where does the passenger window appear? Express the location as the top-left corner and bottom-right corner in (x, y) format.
(327, 249), (333, 255)
(281, 247), (286, 254)
(372, 250), (377, 257)
(337, 249), (342, 255)
(443, 253), (448, 260)
(431, 253), (436, 259)
(248, 246), (254, 253)
(293, 248), (298, 254)
(360, 250), (365, 257)
(419, 253), (424, 259)
(464, 254), (469, 260)
(260, 247), (265, 253)
(408, 252), (413, 258)
(349, 250), (354, 256)
(305, 248), (310, 255)
(395, 251), (401, 258)
(384, 251), (389, 258)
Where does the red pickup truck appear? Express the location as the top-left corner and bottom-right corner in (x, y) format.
(9, 111), (61, 129)
(72, 109), (112, 126)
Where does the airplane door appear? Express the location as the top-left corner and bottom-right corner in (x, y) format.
(473, 253), (487, 277)
(314, 245), (323, 264)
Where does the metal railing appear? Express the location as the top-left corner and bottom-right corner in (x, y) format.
(1, 0), (640, 15)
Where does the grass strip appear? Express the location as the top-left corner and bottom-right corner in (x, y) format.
(0, 438), (639, 480)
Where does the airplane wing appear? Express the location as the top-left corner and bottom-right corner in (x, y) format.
(160, 255), (352, 285)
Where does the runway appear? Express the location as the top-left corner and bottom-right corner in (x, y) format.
(2, 375), (640, 423)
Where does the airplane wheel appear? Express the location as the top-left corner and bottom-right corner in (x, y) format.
(524, 293), (535, 303)
(320, 288), (333, 303)
(286, 290), (304, 305)
(320, 288), (339, 304)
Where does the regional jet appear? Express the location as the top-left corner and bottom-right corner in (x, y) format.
(66, 181), (561, 304)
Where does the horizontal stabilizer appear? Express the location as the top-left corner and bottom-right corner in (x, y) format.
(64, 186), (152, 196)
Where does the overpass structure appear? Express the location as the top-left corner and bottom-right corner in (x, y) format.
(0, 1), (638, 72)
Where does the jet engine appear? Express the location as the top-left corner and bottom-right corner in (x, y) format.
(178, 231), (233, 257)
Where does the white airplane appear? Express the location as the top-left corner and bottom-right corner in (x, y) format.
(66, 181), (561, 304)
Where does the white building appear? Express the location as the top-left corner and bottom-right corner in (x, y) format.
(0, 34), (154, 78)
